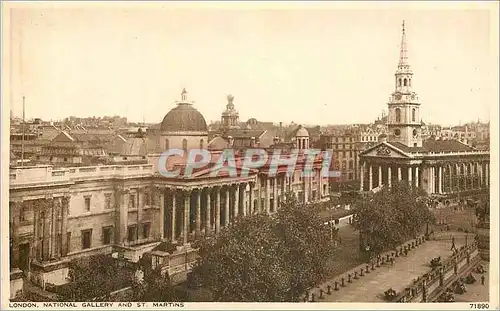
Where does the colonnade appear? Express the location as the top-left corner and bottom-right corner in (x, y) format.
(359, 161), (489, 194)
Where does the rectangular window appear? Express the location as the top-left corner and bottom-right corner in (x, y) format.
(350, 151), (353, 157)
(104, 193), (112, 209)
(19, 204), (26, 222)
(342, 151), (345, 157)
(129, 194), (136, 209)
(144, 191), (150, 206)
(142, 222), (151, 239)
(81, 229), (92, 249)
(84, 196), (91, 211)
(102, 226), (113, 245)
(127, 225), (137, 242)
(66, 232), (71, 254)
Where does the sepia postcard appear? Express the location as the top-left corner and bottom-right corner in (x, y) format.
(1, 1), (498, 310)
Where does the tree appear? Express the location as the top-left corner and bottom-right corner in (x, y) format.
(274, 192), (336, 301)
(129, 267), (177, 302)
(353, 181), (435, 256)
(58, 254), (134, 301)
(192, 192), (335, 302)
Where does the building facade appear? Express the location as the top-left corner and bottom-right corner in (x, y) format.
(9, 90), (330, 299)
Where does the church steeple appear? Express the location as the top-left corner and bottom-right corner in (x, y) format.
(387, 21), (423, 148)
(398, 21), (408, 68)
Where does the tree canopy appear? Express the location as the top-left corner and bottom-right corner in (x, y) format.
(192, 192), (336, 302)
(353, 181), (435, 255)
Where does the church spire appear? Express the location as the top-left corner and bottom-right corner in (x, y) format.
(398, 20), (409, 69)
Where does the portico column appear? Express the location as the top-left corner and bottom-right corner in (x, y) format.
(360, 163), (364, 191)
(242, 184), (247, 217)
(378, 165), (382, 186)
(369, 165), (373, 191)
(10, 201), (21, 268)
(61, 196), (69, 256)
(183, 190), (190, 245)
(256, 181), (261, 213)
(205, 188), (211, 234)
(388, 166), (392, 187)
(408, 166), (412, 185)
(414, 167), (419, 188)
(265, 179), (270, 213)
(215, 188), (221, 233)
(430, 167), (435, 194)
(479, 163), (483, 187)
(438, 166), (443, 194)
(398, 166), (402, 181)
(171, 190), (176, 241)
(158, 188), (165, 239)
(274, 177), (278, 209)
(234, 184), (239, 218)
(225, 187), (230, 226)
(196, 189), (201, 237)
(486, 163), (489, 186)
(33, 208), (40, 260)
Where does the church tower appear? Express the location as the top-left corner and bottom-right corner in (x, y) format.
(387, 21), (422, 147)
(221, 94), (240, 129)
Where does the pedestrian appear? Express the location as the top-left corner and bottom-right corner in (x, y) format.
(481, 274), (485, 285)
(450, 235), (456, 252)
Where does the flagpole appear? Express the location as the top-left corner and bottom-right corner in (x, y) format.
(21, 96), (25, 167)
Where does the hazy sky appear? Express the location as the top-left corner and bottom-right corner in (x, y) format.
(6, 2), (497, 126)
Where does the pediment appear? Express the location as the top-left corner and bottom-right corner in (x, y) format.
(186, 163), (257, 179)
(360, 142), (410, 159)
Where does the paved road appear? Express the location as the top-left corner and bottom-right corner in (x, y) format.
(454, 261), (489, 303)
(312, 236), (466, 302)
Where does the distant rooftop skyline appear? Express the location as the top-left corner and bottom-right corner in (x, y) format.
(6, 2), (496, 127)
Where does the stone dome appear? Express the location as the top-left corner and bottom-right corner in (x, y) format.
(295, 125), (309, 137)
(160, 89), (208, 132)
(160, 103), (207, 132)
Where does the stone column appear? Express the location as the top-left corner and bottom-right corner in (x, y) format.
(485, 162), (488, 186)
(158, 188), (165, 239)
(256, 180), (261, 213)
(448, 165), (453, 192)
(52, 198), (61, 258)
(10, 201), (21, 268)
(171, 190), (176, 242)
(398, 166), (402, 181)
(42, 198), (52, 261)
(49, 198), (57, 259)
(408, 166), (413, 185)
(378, 165), (382, 187)
(360, 163), (364, 191)
(215, 187), (221, 234)
(225, 187), (230, 226)
(369, 165), (373, 190)
(479, 162), (483, 187)
(273, 177), (278, 209)
(136, 189), (143, 240)
(61, 196), (69, 256)
(205, 188), (211, 234)
(415, 167), (419, 188)
(196, 189), (201, 238)
(388, 166), (392, 187)
(265, 179), (270, 213)
(33, 207), (40, 260)
(234, 184), (239, 218)
(438, 166), (443, 194)
(429, 167), (434, 194)
(183, 190), (190, 245)
(242, 184), (248, 217)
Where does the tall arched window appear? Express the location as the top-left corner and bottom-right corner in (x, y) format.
(182, 139), (188, 151)
(398, 78), (402, 87)
(199, 139), (204, 149)
(412, 108), (416, 122)
(349, 160), (353, 169)
(165, 139), (169, 150)
(395, 108), (401, 123)
(404, 78), (408, 86)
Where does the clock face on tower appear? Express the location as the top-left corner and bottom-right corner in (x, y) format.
(394, 129), (401, 137)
